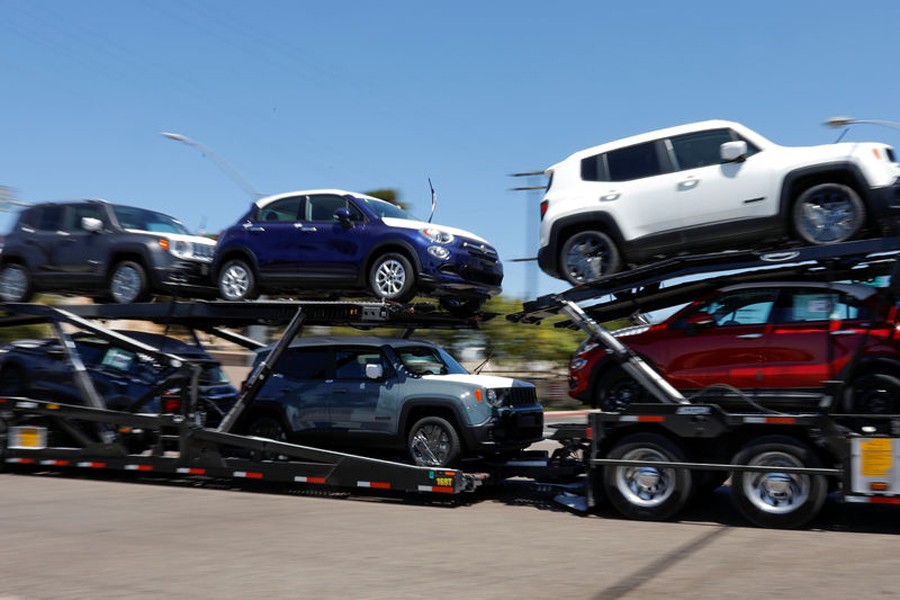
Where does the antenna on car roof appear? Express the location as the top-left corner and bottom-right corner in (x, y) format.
(428, 178), (436, 223)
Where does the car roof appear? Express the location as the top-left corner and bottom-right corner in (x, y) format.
(254, 189), (383, 209)
(713, 280), (881, 301)
(552, 119), (748, 168)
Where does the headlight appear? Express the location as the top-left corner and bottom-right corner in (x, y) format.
(427, 245), (451, 260)
(575, 340), (600, 356)
(422, 227), (454, 244)
(570, 357), (588, 371)
(485, 388), (502, 407)
(160, 238), (193, 260)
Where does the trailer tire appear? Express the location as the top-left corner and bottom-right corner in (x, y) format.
(602, 433), (693, 521)
(407, 416), (461, 467)
(247, 416), (289, 461)
(730, 436), (827, 529)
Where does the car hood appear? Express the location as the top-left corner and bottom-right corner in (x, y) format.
(422, 373), (533, 389)
(381, 217), (490, 245)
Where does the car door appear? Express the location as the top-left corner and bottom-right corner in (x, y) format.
(292, 194), (369, 282)
(760, 287), (869, 389)
(48, 204), (112, 284)
(328, 347), (393, 439)
(259, 347), (332, 443)
(241, 195), (306, 280)
(661, 288), (777, 390)
(666, 128), (775, 236)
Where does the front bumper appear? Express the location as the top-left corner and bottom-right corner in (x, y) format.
(461, 407), (544, 452)
(152, 259), (217, 297)
(868, 179), (900, 235)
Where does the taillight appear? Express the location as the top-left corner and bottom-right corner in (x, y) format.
(540, 200), (548, 220)
(161, 393), (181, 414)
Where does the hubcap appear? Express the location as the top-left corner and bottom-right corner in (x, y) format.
(221, 265), (250, 300)
(410, 424), (450, 466)
(0, 267), (27, 301)
(374, 259), (407, 298)
(742, 451), (810, 514)
(111, 266), (141, 303)
(615, 447), (675, 507)
(799, 191), (858, 242)
(565, 237), (608, 283)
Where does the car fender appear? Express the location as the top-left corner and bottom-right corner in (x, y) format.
(211, 244), (261, 279)
(398, 397), (471, 434)
(546, 210), (627, 264)
(778, 162), (869, 226)
(362, 238), (424, 282)
(837, 354), (900, 382)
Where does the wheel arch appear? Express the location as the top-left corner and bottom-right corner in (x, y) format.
(399, 400), (467, 449)
(547, 211), (627, 273)
(213, 246), (260, 280)
(779, 163), (873, 232)
(363, 241), (423, 284)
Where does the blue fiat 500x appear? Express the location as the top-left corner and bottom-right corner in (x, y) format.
(212, 189), (503, 314)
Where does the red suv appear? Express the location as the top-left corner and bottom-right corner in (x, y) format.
(569, 281), (900, 414)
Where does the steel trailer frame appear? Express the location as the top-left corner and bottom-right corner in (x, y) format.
(0, 300), (501, 496)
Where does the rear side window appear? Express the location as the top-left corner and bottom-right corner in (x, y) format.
(37, 206), (64, 231)
(258, 197), (303, 223)
(273, 348), (330, 380)
(778, 290), (869, 322)
(606, 141), (666, 182)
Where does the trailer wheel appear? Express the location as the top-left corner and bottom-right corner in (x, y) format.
(407, 416), (461, 467)
(248, 416), (288, 461)
(730, 436), (827, 529)
(602, 433), (693, 521)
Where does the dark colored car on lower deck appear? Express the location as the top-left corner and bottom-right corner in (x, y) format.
(0, 330), (238, 426)
(569, 281), (900, 414)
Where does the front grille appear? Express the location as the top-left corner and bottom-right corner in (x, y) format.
(493, 386), (539, 408)
(462, 241), (499, 262)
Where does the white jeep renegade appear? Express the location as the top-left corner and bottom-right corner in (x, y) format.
(538, 120), (900, 285)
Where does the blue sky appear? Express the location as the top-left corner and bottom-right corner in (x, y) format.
(3, 0), (900, 300)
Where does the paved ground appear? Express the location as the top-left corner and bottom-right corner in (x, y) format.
(1, 467), (898, 599)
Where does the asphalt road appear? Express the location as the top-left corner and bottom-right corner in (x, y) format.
(1, 467), (899, 600)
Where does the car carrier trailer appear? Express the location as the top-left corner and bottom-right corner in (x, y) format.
(513, 237), (900, 528)
(3, 237), (900, 528)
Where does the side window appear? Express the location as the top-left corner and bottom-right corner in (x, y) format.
(258, 197), (303, 223)
(606, 141), (667, 182)
(305, 194), (350, 222)
(699, 289), (777, 327)
(273, 348), (330, 380)
(37, 206), (64, 232)
(63, 205), (105, 232)
(581, 153), (608, 182)
(669, 129), (737, 171)
(335, 349), (382, 380)
(778, 290), (868, 323)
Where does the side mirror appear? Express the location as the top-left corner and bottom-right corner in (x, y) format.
(82, 217), (104, 233)
(365, 363), (384, 380)
(685, 311), (716, 328)
(334, 207), (352, 226)
(721, 141), (748, 163)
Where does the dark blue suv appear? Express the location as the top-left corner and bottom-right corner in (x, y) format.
(212, 189), (503, 314)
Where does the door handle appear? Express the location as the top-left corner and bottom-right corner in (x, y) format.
(294, 224), (317, 232)
(245, 225), (265, 233)
(737, 333), (763, 339)
(600, 192), (620, 202)
(830, 330), (859, 336)
(679, 178), (699, 190)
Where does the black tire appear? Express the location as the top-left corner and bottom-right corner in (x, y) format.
(218, 258), (259, 301)
(845, 373), (900, 414)
(369, 253), (416, 302)
(0, 364), (28, 396)
(602, 433), (693, 521)
(0, 263), (33, 303)
(109, 260), (149, 304)
(439, 296), (485, 317)
(247, 415), (289, 461)
(730, 436), (827, 529)
(593, 367), (649, 411)
(792, 183), (865, 245)
(559, 230), (621, 285)
(407, 416), (461, 467)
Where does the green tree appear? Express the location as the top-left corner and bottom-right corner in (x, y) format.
(363, 188), (408, 210)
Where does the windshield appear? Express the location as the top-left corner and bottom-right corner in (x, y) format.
(113, 205), (191, 235)
(356, 196), (418, 221)
(396, 345), (468, 376)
